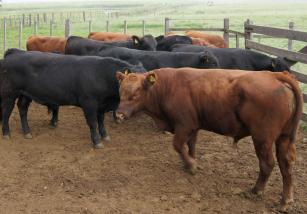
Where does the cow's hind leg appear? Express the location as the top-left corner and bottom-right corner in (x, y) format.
(173, 127), (197, 174)
(2, 95), (18, 139)
(276, 135), (295, 210)
(17, 95), (32, 139)
(0, 97), (2, 122)
(251, 137), (275, 195)
(81, 102), (103, 149)
(97, 110), (110, 141)
(187, 131), (198, 159)
(48, 106), (59, 128)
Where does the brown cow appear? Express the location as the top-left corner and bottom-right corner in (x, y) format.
(88, 32), (131, 41)
(26, 36), (67, 53)
(185, 30), (228, 48)
(116, 68), (302, 210)
(191, 37), (217, 48)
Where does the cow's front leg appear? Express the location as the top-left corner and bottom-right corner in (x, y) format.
(81, 102), (103, 149)
(97, 111), (110, 141)
(49, 106), (59, 128)
(173, 127), (197, 174)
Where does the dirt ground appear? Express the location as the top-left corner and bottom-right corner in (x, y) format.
(0, 103), (307, 214)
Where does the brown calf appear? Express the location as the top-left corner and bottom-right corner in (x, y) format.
(26, 36), (67, 53)
(88, 32), (132, 41)
(185, 30), (228, 48)
(116, 68), (302, 210)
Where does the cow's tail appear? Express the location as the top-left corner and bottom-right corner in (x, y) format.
(275, 72), (303, 144)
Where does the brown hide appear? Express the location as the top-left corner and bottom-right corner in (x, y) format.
(191, 37), (217, 48)
(26, 36), (67, 53)
(117, 68), (302, 210)
(185, 30), (228, 48)
(88, 32), (131, 41)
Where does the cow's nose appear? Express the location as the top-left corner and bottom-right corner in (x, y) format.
(115, 112), (126, 122)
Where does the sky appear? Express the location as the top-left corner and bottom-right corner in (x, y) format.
(2, 0), (307, 3)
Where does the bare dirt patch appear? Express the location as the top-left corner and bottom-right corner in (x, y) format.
(1, 103), (307, 213)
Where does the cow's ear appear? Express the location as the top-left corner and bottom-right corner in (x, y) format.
(200, 52), (210, 63)
(116, 72), (126, 84)
(155, 35), (164, 42)
(144, 72), (157, 88)
(132, 35), (141, 45)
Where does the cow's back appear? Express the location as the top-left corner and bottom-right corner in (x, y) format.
(88, 32), (131, 41)
(26, 36), (67, 53)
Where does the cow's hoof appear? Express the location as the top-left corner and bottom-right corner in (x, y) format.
(280, 198), (294, 212)
(187, 164), (197, 175)
(102, 135), (111, 142)
(2, 135), (11, 140)
(49, 122), (57, 129)
(24, 133), (33, 139)
(93, 143), (104, 149)
(114, 119), (121, 124)
(163, 131), (172, 135)
(251, 187), (264, 196)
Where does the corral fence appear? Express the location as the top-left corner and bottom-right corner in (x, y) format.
(165, 17), (307, 122)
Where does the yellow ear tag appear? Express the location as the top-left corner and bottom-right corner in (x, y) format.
(271, 62), (275, 68)
(124, 70), (129, 75)
(149, 75), (156, 84)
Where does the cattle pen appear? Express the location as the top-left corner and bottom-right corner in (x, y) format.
(1, 2), (307, 213)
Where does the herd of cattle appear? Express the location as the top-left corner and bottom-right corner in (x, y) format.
(0, 30), (303, 210)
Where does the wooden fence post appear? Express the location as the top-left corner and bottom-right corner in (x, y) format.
(36, 14), (39, 26)
(106, 20), (109, 32)
(223, 18), (229, 46)
(236, 34), (240, 48)
(34, 20), (38, 35)
(83, 11), (86, 22)
(19, 20), (23, 49)
(124, 20), (127, 34)
(3, 18), (7, 53)
(29, 14), (32, 26)
(88, 20), (92, 34)
(65, 19), (71, 38)
(50, 20), (53, 36)
(244, 19), (253, 49)
(165, 17), (170, 35)
(22, 14), (25, 27)
(142, 20), (145, 36)
(288, 22), (294, 51)
(43, 13), (47, 23)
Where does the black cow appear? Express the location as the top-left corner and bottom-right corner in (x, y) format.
(105, 35), (157, 51)
(1, 49), (146, 148)
(155, 35), (192, 51)
(0, 59), (3, 122)
(171, 44), (290, 72)
(65, 37), (219, 71)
